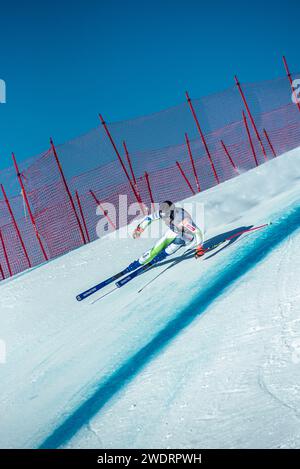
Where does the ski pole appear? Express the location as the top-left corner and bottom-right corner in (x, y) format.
(137, 247), (192, 294)
(203, 222), (271, 254)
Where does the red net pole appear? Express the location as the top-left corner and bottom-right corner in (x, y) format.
(75, 191), (90, 243)
(282, 56), (300, 113)
(220, 140), (239, 173)
(176, 161), (196, 195)
(0, 228), (12, 277)
(144, 172), (154, 204)
(0, 183), (31, 268)
(185, 133), (201, 192)
(122, 141), (146, 215)
(99, 115), (143, 206)
(0, 263), (4, 280)
(50, 138), (86, 246)
(123, 140), (137, 187)
(242, 111), (258, 167)
(235, 75), (268, 161)
(90, 189), (117, 230)
(263, 129), (277, 158)
(185, 91), (220, 185)
(12, 153), (49, 262)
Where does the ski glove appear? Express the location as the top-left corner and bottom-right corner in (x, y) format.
(195, 245), (205, 259)
(132, 226), (144, 239)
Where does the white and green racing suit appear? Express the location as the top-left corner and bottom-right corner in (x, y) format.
(136, 207), (203, 265)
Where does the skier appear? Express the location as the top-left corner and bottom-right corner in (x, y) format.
(77, 207), (270, 301)
(127, 200), (205, 272)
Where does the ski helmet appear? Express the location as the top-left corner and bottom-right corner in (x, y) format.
(159, 200), (175, 219)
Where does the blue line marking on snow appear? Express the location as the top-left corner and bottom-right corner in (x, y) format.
(40, 201), (300, 449)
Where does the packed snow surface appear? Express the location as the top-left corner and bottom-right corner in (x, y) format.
(1, 148), (300, 449)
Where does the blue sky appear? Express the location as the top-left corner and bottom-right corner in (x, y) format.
(0, 0), (299, 169)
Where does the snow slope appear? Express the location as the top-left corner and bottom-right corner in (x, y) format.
(0, 148), (300, 449)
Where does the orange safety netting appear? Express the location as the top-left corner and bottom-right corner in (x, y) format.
(0, 74), (299, 279)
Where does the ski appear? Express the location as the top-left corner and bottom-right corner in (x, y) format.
(90, 261), (158, 304)
(115, 260), (156, 288)
(76, 267), (131, 301)
(77, 253), (165, 301)
(116, 247), (192, 290)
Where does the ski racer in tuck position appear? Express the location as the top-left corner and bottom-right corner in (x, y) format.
(76, 200), (205, 301)
(76, 200), (271, 302)
(127, 200), (205, 272)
